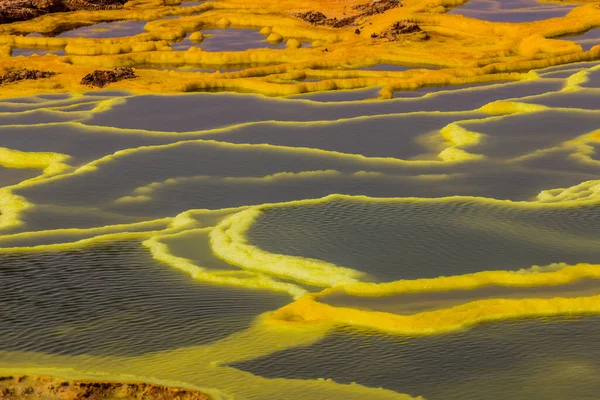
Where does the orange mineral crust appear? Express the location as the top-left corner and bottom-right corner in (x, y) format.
(0, 0), (599, 98)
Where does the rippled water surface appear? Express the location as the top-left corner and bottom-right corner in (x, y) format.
(0, 56), (599, 400)
(322, 279), (600, 314)
(0, 241), (288, 356)
(248, 199), (600, 280)
(233, 316), (600, 400)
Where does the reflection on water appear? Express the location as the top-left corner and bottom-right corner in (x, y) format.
(522, 88), (600, 109)
(554, 28), (600, 51)
(57, 20), (147, 38)
(172, 28), (287, 52)
(0, 167), (39, 189)
(448, 0), (575, 22)
(456, 109), (600, 159)
(360, 64), (414, 72)
(581, 68), (600, 88)
(179, 1), (205, 7)
(10, 48), (65, 57)
(287, 87), (383, 101)
(536, 61), (600, 74)
(201, 112), (483, 158)
(81, 80), (564, 130)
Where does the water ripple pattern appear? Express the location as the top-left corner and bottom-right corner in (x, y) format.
(0, 25), (599, 400)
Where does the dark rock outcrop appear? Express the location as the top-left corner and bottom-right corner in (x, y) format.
(295, 11), (327, 25)
(0, 68), (56, 85)
(295, 12), (358, 28)
(371, 20), (426, 41)
(80, 67), (136, 87)
(353, 0), (402, 16)
(0, 0), (126, 24)
(295, 0), (402, 29)
(326, 16), (359, 28)
(63, 0), (126, 11)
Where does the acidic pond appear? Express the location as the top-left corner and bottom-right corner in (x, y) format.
(1, 1), (600, 399)
(1, 60), (600, 399)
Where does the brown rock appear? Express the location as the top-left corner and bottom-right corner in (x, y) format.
(80, 67), (137, 88)
(353, 0), (402, 16)
(31, 0), (63, 11)
(0, 3), (44, 24)
(295, 11), (358, 28)
(0, 0), (125, 24)
(0, 68), (56, 85)
(371, 20), (425, 41)
(326, 15), (358, 28)
(295, 11), (327, 25)
(294, 0), (401, 29)
(63, 0), (126, 12)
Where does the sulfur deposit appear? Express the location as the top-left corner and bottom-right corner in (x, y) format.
(1, 1), (600, 400)
(0, 0), (599, 98)
(0, 375), (210, 400)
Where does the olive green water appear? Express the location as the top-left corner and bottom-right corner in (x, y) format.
(0, 57), (599, 400)
(233, 316), (600, 400)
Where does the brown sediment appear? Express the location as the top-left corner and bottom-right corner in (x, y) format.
(323, 15), (359, 28)
(295, 0), (402, 27)
(370, 20), (426, 41)
(80, 66), (136, 87)
(353, 0), (403, 16)
(0, 0), (125, 25)
(0, 1), (47, 25)
(0, 375), (211, 400)
(62, 0), (127, 12)
(295, 11), (328, 25)
(295, 12), (359, 28)
(0, 68), (56, 85)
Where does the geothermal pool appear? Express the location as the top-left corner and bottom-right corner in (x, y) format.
(1, 0), (600, 399)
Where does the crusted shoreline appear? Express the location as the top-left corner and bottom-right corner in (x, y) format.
(0, 375), (211, 400)
(0, 0), (598, 99)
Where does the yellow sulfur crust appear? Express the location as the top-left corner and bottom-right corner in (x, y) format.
(1, 2), (600, 397)
(266, 264), (600, 335)
(0, 0), (599, 98)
